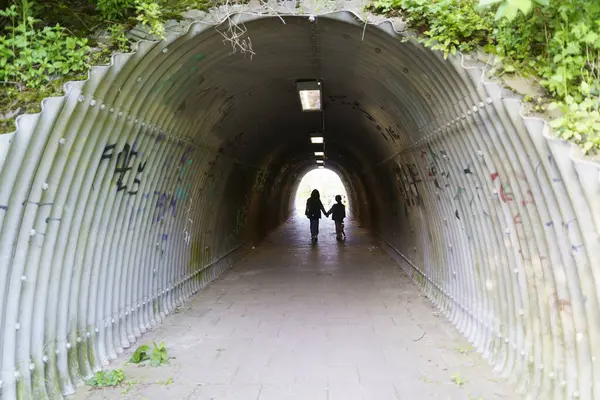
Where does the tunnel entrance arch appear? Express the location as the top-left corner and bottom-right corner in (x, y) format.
(294, 168), (350, 215)
(0, 6), (598, 400)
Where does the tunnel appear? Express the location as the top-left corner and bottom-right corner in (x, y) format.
(1, 5), (600, 400)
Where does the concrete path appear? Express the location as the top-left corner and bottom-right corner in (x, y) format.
(75, 215), (516, 400)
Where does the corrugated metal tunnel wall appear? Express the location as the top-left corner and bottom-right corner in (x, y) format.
(0, 8), (599, 400)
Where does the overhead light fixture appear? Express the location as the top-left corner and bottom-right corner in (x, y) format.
(310, 136), (324, 144)
(314, 151), (324, 157)
(296, 80), (322, 111)
(318, 166), (325, 169)
(316, 160), (324, 164)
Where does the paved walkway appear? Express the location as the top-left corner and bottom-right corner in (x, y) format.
(77, 215), (516, 400)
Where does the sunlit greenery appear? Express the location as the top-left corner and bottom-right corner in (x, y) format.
(368, 0), (600, 153)
(0, 0), (224, 132)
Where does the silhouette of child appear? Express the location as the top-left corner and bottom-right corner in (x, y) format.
(327, 195), (346, 240)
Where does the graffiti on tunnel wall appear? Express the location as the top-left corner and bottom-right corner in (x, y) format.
(153, 146), (195, 224)
(387, 131), (594, 295)
(100, 142), (147, 195)
(96, 139), (203, 254)
(393, 162), (423, 215)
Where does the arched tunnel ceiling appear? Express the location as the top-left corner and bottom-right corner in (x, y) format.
(169, 13), (451, 166)
(0, 7), (600, 400)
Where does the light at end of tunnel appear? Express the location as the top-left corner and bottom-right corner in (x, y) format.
(296, 80), (322, 111)
(314, 151), (324, 156)
(310, 136), (324, 144)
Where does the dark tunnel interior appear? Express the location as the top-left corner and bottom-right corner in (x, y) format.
(1, 9), (600, 400)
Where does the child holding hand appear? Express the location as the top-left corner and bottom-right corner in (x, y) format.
(327, 195), (346, 240)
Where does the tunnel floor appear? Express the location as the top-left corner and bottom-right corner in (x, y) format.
(74, 216), (516, 400)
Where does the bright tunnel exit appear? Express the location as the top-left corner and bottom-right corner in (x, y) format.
(294, 168), (349, 215)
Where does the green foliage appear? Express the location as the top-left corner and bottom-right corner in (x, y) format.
(97, 0), (166, 37)
(135, 0), (165, 37)
(129, 344), (151, 363)
(369, 0), (494, 59)
(479, 0), (548, 21)
(0, 3), (90, 89)
(538, 20), (599, 100)
(549, 96), (600, 153)
(121, 380), (137, 396)
(129, 342), (169, 366)
(107, 24), (131, 52)
(368, 0), (600, 153)
(487, 0), (600, 153)
(150, 341), (169, 366)
(451, 372), (466, 386)
(97, 0), (138, 20)
(85, 369), (125, 387)
(0, 0), (199, 132)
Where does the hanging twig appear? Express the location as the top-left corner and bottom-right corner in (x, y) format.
(215, 0), (256, 59)
(362, 20), (368, 41)
(259, 0), (286, 24)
